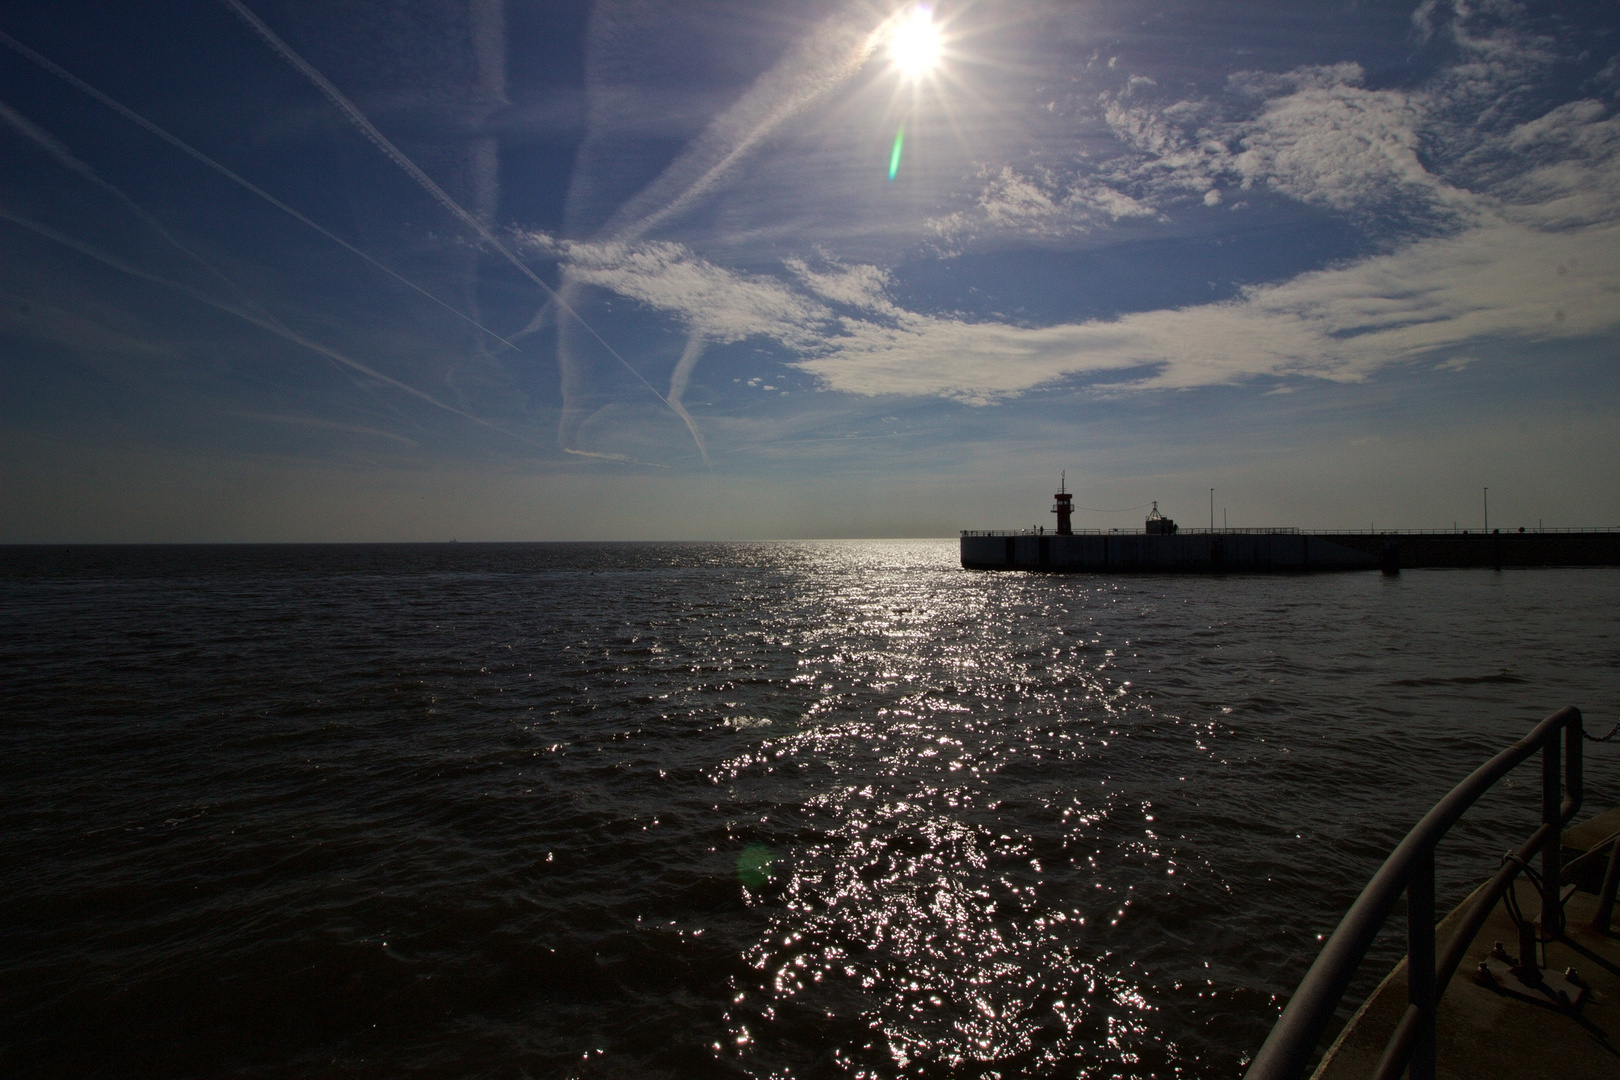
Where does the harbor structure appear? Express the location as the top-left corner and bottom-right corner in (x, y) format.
(1144, 502), (1177, 535)
(962, 482), (1620, 572)
(1052, 473), (1073, 535)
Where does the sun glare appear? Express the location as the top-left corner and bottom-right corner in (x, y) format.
(889, 4), (942, 81)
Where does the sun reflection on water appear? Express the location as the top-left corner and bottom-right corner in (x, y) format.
(703, 541), (1208, 1076)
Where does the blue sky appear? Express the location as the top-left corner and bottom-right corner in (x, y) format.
(1, 0), (1617, 540)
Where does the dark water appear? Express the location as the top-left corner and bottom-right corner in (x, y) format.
(2, 542), (1616, 1080)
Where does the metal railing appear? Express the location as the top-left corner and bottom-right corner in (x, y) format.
(1244, 706), (1588, 1080)
(1293, 528), (1620, 536)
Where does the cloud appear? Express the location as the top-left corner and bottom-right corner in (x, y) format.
(1229, 82), (1459, 215)
(1227, 62), (1368, 100)
(1092, 61), (1484, 228)
(1493, 100), (1620, 226)
(542, 188), (1618, 407)
(926, 164), (1158, 243)
(802, 201), (1620, 401)
(785, 257), (898, 313)
(948, 5), (1574, 248)
(932, 60), (1456, 245)
(552, 235), (832, 347)
(524, 4), (1620, 409)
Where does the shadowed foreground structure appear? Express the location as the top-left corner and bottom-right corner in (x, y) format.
(1315, 842), (1620, 1079)
(961, 531), (1620, 573)
(1245, 708), (1620, 1080)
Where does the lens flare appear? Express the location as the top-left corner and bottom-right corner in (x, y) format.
(737, 844), (774, 889)
(888, 4), (941, 81)
(889, 124), (905, 180)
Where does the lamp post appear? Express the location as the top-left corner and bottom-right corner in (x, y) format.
(1484, 487), (1489, 533)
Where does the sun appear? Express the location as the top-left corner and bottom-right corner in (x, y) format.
(888, 4), (943, 81)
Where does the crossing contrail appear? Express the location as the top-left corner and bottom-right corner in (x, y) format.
(219, 0), (691, 441)
(600, 10), (885, 244)
(667, 329), (710, 469)
(0, 97), (275, 324)
(0, 27), (522, 353)
(0, 96), (509, 444)
(552, 3), (885, 462)
(0, 205), (537, 447)
(511, 296), (554, 342)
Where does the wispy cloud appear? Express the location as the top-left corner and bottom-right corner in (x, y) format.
(940, 0), (1573, 248)
(802, 210), (1620, 399)
(528, 73), (1620, 405)
(529, 180), (1616, 406)
(595, 9), (888, 243)
(552, 235), (832, 347)
(926, 164), (1158, 244)
(948, 60), (1474, 240)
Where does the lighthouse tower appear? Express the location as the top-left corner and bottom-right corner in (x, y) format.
(1052, 472), (1074, 535)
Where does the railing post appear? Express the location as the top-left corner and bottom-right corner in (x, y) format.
(1408, 849), (1436, 1080)
(1541, 729), (1563, 944)
(1566, 709), (1583, 818)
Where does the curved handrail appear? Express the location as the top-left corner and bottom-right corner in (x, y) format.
(1243, 706), (1584, 1080)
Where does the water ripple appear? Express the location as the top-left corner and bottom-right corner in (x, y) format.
(1, 542), (1616, 1079)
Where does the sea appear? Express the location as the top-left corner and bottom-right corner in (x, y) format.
(2, 540), (1616, 1080)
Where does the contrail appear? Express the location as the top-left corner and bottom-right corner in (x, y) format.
(562, 446), (669, 469)
(0, 97), (274, 324)
(511, 296), (554, 342)
(219, 0), (689, 434)
(0, 205), (537, 447)
(553, 4), (884, 463)
(0, 27), (522, 353)
(0, 97), (493, 441)
(599, 10), (886, 243)
(667, 329), (710, 469)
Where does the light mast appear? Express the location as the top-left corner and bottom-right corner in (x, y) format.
(1052, 472), (1074, 536)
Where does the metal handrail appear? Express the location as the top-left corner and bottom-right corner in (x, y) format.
(1243, 706), (1584, 1080)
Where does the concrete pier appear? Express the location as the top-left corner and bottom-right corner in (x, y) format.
(959, 530), (1620, 573)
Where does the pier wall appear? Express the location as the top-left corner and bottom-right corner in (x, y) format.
(1314, 532), (1620, 569)
(960, 533), (1375, 572)
(959, 532), (1620, 572)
